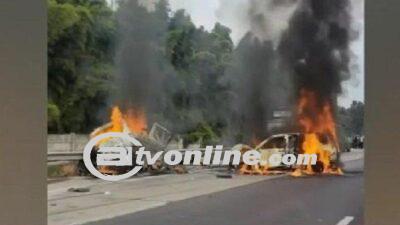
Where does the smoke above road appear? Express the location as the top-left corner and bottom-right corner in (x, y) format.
(219, 0), (358, 143)
(215, 0), (299, 45)
(278, 0), (355, 103)
(111, 0), (360, 145)
(114, 0), (176, 129)
(220, 0), (299, 143)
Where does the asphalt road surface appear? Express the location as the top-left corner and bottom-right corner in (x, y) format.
(87, 172), (363, 225)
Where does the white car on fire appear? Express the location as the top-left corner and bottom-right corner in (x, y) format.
(254, 133), (339, 171)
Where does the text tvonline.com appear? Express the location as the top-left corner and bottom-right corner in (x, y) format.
(98, 145), (317, 167)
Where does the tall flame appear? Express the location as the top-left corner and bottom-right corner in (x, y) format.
(90, 105), (148, 175)
(124, 108), (147, 135)
(293, 89), (342, 176)
(110, 106), (124, 132)
(90, 106), (148, 138)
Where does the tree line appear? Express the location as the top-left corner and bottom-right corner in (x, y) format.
(48, 0), (363, 145)
(48, 0), (233, 143)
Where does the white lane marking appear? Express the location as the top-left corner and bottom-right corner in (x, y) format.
(337, 216), (354, 225)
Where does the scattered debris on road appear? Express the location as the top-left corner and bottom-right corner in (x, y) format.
(68, 187), (90, 193)
(216, 173), (233, 179)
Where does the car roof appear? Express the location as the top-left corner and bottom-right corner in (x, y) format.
(255, 133), (301, 149)
(269, 132), (301, 138)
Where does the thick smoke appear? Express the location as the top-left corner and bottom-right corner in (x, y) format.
(216, 0), (299, 45)
(278, 0), (354, 107)
(221, 0), (357, 143)
(113, 0), (357, 145)
(221, 0), (296, 143)
(114, 0), (174, 124)
(222, 34), (274, 143)
(246, 0), (299, 46)
(114, 0), (221, 135)
(222, 33), (293, 143)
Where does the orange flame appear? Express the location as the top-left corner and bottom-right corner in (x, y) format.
(90, 105), (148, 143)
(239, 164), (269, 175)
(124, 108), (147, 135)
(237, 89), (342, 177)
(292, 89), (342, 176)
(92, 106), (147, 136)
(90, 106), (123, 139)
(90, 105), (148, 175)
(110, 106), (124, 132)
(238, 145), (269, 175)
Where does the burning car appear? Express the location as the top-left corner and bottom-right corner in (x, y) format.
(239, 132), (340, 175)
(258, 133), (338, 169)
(89, 106), (172, 175)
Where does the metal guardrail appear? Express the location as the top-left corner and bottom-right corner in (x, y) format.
(47, 147), (232, 162)
(48, 152), (83, 162)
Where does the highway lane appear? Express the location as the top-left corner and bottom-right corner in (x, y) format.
(87, 172), (363, 225)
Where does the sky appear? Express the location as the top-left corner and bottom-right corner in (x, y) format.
(107, 0), (364, 108)
(168, 0), (364, 108)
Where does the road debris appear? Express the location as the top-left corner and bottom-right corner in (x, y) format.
(216, 173), (233, 179)
(68, 187), (90, 193)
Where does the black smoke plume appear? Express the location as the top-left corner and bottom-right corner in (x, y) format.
(221, 0), (296, 144)
(222, 33), (292, 144)
(278, 0), (353, 106)
(114, 0), (174, 124)
(222, 0), (356, 144)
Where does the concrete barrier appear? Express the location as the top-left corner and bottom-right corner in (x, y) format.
(48, 134), (89, 153)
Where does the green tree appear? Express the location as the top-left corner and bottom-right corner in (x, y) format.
(48, 0), (115, 133)
(337, 101), (364, 149)
(348, 101), (364, 135)
(48, 1), (235, 144)
(165, 11), (233, 144)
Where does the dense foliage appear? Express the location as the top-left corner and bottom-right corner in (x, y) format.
(48, 0), (363, 146)
(48, 0), (233, 144)
(48, 0), (116, 133)
(337, 101), (365, 149)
